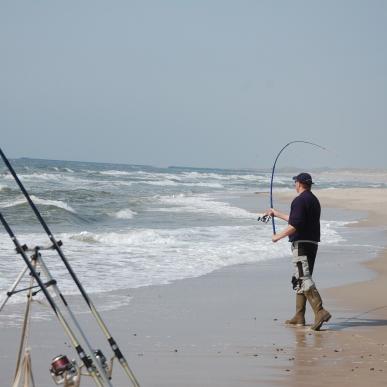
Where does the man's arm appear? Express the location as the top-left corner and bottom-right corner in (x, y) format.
(272, 224), (296, 243)
(265, 208), (289, 222)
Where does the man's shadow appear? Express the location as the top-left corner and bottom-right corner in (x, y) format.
(324, 305), (387, 331)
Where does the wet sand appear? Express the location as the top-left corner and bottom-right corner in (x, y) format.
(0, 188), (386, 386)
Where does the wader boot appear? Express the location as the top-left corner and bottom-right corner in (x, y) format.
(285, 293), (306, 326)
(305, 287), (331, 331)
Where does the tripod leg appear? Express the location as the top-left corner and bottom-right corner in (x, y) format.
(14, 260), (36, 385)
(0, 265), (29, 313)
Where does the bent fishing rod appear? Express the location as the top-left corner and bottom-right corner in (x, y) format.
(269, 140), (327, 234)
(0, 212), (105, 387)
(0, 148), (140, 387)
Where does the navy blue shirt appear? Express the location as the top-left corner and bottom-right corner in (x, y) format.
(288, 190), (321, 242)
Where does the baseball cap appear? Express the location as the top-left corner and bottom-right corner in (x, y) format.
(292, 172), (314, 185)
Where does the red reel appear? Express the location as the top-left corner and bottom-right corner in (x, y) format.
(50, 355), (71, 376)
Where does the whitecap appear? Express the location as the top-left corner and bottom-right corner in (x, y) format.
(137, 180), (223, 188)
(153, 194), (255, 219)
(31, 196), (76, 213)
(0, 195), (76, 213)
(183, 182), (224, 188)
(112, 208), (137, 219)
(100, 170), (132, 176)
(2, 172), (93, 188)
(181, 171), (262, 182)
(2, 172), (63, 182)
(143, 180), (179, 186)
(69, 229), (177, 246)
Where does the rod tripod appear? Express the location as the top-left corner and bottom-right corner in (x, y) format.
(0, 249), (114, 387)
(1, 249), (109, 387)
(0, 216), (113, 387)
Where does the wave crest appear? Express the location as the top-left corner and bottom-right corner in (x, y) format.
(0, 195), (76, 213)
(154, 194), (255, 218)
(112, 208), (137, 219)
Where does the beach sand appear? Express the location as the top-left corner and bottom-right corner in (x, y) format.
(0, 188), (387, 386)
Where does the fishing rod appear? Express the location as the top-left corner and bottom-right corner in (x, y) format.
(32, 246), (115, 387)
(0, 212), (105, 387)
(269, 140), (327, 234)
(0, 148), (140, 387)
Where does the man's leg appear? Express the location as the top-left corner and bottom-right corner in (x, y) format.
(304, 287), (331, 331)
(297, 242), (331, 331)
(285, 292), (306, 326)
(286, 242), (311, 326)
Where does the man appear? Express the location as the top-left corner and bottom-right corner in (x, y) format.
(265, 172), (331, 331)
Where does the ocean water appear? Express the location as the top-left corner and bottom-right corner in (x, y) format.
(1, 158), (386, 302)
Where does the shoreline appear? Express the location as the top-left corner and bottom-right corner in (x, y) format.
(0, 188), (386, 386)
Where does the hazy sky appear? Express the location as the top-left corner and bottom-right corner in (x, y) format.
(1, 1), (386, 169)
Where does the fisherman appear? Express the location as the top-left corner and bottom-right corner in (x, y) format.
(265, 172), (331, 330)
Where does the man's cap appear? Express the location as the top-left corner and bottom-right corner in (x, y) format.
(292, 172), (314, 185)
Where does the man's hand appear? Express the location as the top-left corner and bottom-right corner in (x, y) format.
(265, 208), (275, 217)
(265, 208), (289, 222)
(272, 234), (281, 243)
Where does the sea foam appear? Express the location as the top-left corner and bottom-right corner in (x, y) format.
(153, 194), (255, 218)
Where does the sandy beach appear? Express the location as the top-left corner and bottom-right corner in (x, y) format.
(1, 188), (387, 386)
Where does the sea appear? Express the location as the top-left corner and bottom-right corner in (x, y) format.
(1, 158), (387, 307)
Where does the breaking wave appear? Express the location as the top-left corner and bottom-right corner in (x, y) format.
(0, 195), (76, 213)
(111, 208), (137, 219)
(153, 194), (255, 218)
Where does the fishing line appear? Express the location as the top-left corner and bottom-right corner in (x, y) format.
(269, 140), (328, 234)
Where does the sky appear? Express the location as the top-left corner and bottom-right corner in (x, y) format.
(1, 0), (386, 169)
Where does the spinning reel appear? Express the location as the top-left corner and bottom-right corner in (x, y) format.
(50, 349), (114, 386)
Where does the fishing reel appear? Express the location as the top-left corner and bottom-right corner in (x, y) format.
(257, 214), (272, 224)
(50, 349), (113, 385)
(50, 355), (80, 386)
(92, 349), (111, 377)
(81, 349), (114, 380)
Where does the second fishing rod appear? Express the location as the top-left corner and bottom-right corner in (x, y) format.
(0, 212), (106, 387)
(0, 148), (140, 387)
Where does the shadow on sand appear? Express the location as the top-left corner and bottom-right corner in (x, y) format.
(327, 305), (387, 331)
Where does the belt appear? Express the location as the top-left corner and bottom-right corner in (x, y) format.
(292, 240), (319, 247)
